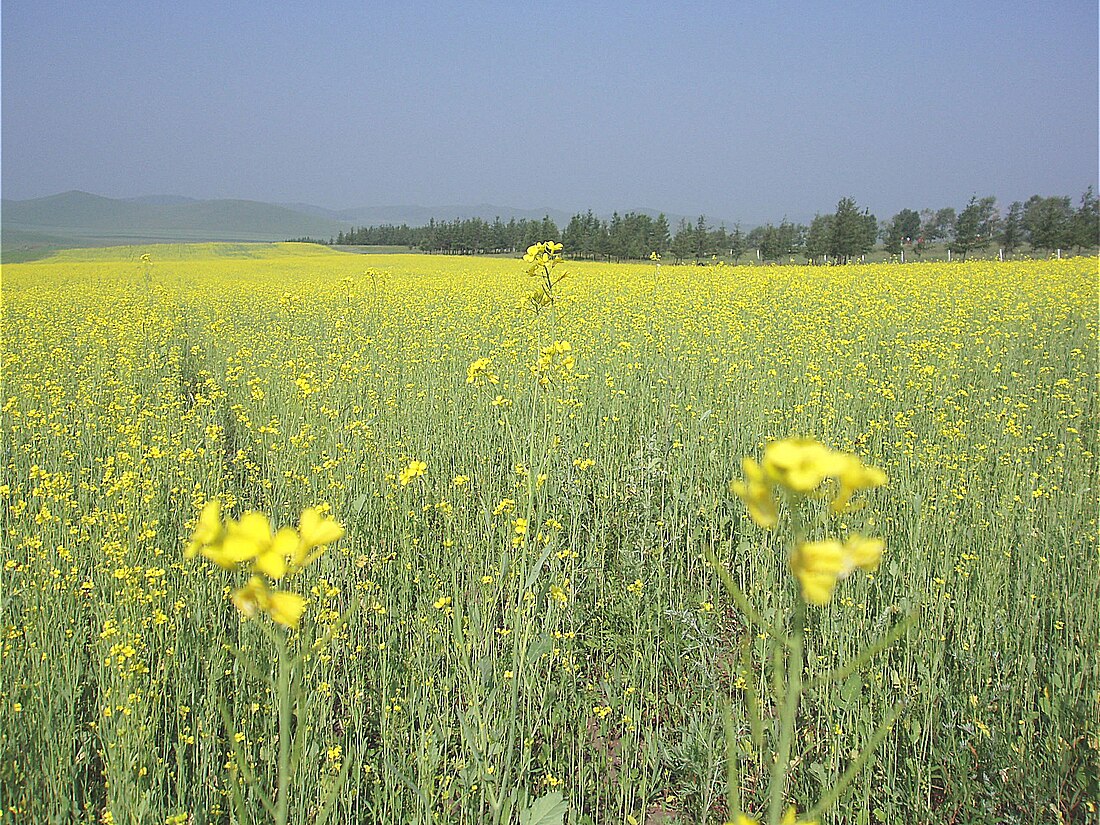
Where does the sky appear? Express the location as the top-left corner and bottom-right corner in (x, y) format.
(3, 0), (1097, 224)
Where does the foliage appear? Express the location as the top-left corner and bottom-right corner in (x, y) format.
(827, 198), (877, 264)
(949, 196), (999, 260)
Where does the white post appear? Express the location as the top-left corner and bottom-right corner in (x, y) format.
(947, 249), (951, 262)
(757, 248), (761, 261)
(1057, 248), (1061, 259)
(999, 247), (1004, 262)
(901, 248), (905, 263)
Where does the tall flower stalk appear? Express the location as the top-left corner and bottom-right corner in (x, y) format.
(714, 438), (915, 825)
(185, 503), (354, 825)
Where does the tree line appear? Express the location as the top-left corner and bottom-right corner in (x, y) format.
(305, 187), (1098, 263)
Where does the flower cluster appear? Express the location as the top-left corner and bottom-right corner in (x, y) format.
(730, 807), (817, 825)
(519, 241), (567, 314)
(184, 501), (344, 628)
(789, 534), (884, 606)
(531, 340), (575, 386)
(731, 438), (887, 606)
(731, 438), (886, 529)
(398, 459), (427, 486)
(466, 356), (499, 386)
(522, 241), (563, 274)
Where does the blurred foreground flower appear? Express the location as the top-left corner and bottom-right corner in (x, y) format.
(731, 438), (887, 530)
(184, 501), (344, 629)
(789, 534), (884, 606)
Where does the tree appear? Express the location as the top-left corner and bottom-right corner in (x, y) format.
(805, 214), (834, 264)
(999, 201), (1025, 255)
(882, 219), (903, 256)
(920, 207), (956, 244)
(756, 223), (783, 261)
(949, 196), (998, 260)
(693, 215), (711, 260)
(828, 197), (876, 263)
(883, 209), (921, 256)
(728, 224), (746, 262)
(1023, 195), (1073, 252)
(670, 218), (693, 262)
(1071, 186), (1099, 252)
(652, 214), (672, 256)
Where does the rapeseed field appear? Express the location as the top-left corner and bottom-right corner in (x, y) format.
(2, 243), (1096, 823)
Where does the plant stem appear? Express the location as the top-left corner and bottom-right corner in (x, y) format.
(768, 598), (804, 825)
(275, 632), (292, 825)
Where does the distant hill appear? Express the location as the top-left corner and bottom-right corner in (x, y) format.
(1, 191), (741, 253)
(2, 191), (352, 243)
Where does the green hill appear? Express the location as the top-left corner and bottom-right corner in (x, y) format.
(2, 190), (351, 245)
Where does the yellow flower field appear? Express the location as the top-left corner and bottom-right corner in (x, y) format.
(1, 243), (1097, 823)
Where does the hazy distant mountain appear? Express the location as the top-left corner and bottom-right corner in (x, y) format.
(1, 191), (742, 249)
(124, 194), (200, 206)
(2, 191), (351, 242)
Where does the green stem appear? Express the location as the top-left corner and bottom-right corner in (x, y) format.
(275, 633), (292, 825)
(768, 598), (804, 825)
(722, 697), (742, 818)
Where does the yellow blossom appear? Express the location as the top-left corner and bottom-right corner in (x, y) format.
(790, 535), (885, 605)
(398, 460), (427, 486)
(730, 458), (779, 529)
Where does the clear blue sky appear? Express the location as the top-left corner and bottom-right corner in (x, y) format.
(3, 0), (1097, 223)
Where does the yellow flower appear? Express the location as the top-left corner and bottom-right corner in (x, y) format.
(199, 511), (269, 569)
(830, 455), (888, 513)
(398, 459), (427, 486)
(790, 535), (885, 605)
(762, 438), (843, 493)
(730, 457), (779, 529)
(732, 439), (886, 524)
(254, 526), (297, 580)
(841, 533), (885, 574)
(726, 807), (817, 825)
(267, 590), (307, 629)
(790, 540), (846, 605)
(296, 507), (344, 567)
(231, 576), (270, 618)
(231, 576), (307, 629)
(466, 357), (499, 385)
(185, 499), (224, 558)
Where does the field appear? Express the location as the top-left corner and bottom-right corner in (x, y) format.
(1, 244), (1097, 824)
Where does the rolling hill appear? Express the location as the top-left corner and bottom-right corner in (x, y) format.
(1, 191), (352, 244)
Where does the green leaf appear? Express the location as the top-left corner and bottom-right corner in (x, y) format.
(519, 791), (568, 825)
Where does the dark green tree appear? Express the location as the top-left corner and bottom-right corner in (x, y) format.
(805, 214), (834, 264)
(1071, 186), (1099, 252)
(671, 218), (693, 262)
(920, 207), (956, 243)
(652, 214), (672, 256)
(999, 201), (1025, 255)
(728, 224), (746, 262)
(949, 196), (998, 259)
(883, 209), (920, 256)
(1023, 195), (1073, 251)
(828, 197), (876, 263)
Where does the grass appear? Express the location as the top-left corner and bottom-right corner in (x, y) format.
(1, 244), (1097, 824)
